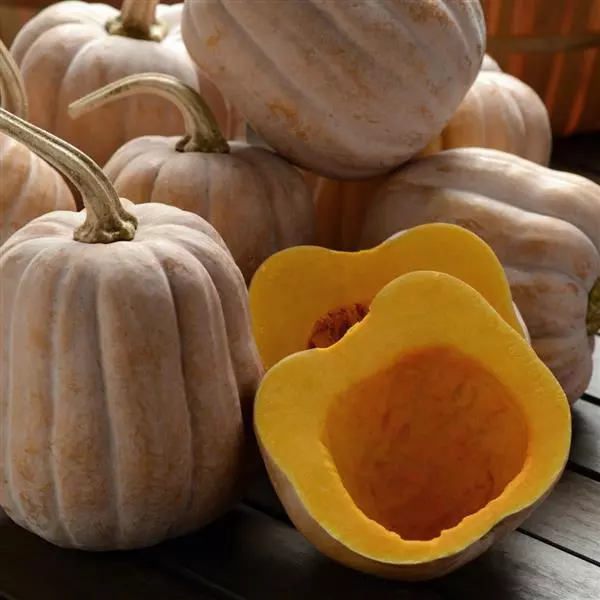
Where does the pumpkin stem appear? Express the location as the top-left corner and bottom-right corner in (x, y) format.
(0, 108), (137, 243)
(586, 278), (600, 335)
(106, 0), (167, 42)
(0, 40), (28, 119)
(68, 73), (230, 154)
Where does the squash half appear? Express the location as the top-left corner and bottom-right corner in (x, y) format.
(250, 223), (527, 370)
(255, 271), (571, 580)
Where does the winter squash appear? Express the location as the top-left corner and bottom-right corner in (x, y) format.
(311, 55), (550, 251)
(249, 223), (527, 370)
(421, 66), (552, 165)
(0, 107), (262, 550)
(255, 270), (570, 580)
(182, 0), (486, 179)
(10, 0), (239, 166)
(359, 147), (600, 403)
(69, 73), (316, 283)
(0, 39), (75, 245)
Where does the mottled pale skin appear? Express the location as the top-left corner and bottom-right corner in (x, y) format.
(422, 70), (552, 165)
(10, 0), (240, 166)
(359, 147), (600, 403)
(0, 39), (75, 245)
(0, 108), (263, 551)
(73, 74), (316, 284)
(182, 0), (486, 179)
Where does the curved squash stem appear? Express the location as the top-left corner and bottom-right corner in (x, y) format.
(0, 108), (137, 243)
(0, 40), (28, 119)
(105, 0), (166, 42)
(587, 278), (600, 335)
(68, 73), (230, 154)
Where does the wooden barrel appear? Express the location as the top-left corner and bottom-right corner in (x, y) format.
(482, 0), (600, 136)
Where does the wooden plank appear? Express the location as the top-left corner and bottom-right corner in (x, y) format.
(147, 505), (600, 600)
(570, 399), (600, 477)
(0, 519), (213, 600)
(521, 471), (600, 564)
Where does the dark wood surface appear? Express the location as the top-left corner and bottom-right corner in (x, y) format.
(0, 134), (599, 598)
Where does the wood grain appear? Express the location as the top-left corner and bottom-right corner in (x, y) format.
(0, 519), (213, 600)
(146, 505), (600, 600)
(570, 400), (600, 477)
(521, 471), (600, 564)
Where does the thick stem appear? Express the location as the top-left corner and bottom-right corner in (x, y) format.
(587, 278), (600, 335)
(0, 40), (28, 119)
(0, 108), (137, 243)
(68, 73), (230, 154)
(105, 0), (167, 42)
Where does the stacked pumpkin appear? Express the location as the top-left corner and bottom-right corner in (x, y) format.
(0, 0), (596, 582)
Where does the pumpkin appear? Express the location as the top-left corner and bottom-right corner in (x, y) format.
(255, 270), (571, 580)
(69, 73), (315, 284)
(0, 39), (75, 245)
(182, 0), (486, 179)
(10, 0), (241, 167)
(358, 147), (600, 403)
(309, 55), (550, 251)
(249, 222), (527, 371)
(420, 65), (552, 165)
(0, 107), (263, 550)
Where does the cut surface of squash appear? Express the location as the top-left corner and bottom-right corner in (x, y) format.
(250, 223), (527, 370)
(255, 271), (571, 579)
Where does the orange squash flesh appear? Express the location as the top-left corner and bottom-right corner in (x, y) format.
(255, 271), (571, 580)
(250, 223), (527, 370)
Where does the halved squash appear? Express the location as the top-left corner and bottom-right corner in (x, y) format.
(255, 270), (571, 580)
(249, 222), (527, 370)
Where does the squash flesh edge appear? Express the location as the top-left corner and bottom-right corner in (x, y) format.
(249, 223), (526, 370)
(254, 271), (571, 565)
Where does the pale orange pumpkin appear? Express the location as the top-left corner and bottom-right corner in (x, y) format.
(0, 39), (75, 245)
(10, 0), (241, 167)
(182, 0), (486, 179)
(421, 61), (552, 165)
(69, 73), (316, 283)
(0, 106), (262, 550)
(358, 147), (600, 403)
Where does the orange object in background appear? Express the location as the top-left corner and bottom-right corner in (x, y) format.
(482, 0), (600, 136)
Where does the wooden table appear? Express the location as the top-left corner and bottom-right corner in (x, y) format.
(1, 134), (600, 599)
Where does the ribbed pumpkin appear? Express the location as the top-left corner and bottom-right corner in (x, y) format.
(359, 147), (600, 403)
(182, 0), (486, 179)
(0, 107), (262, 550)
(69, 73), (315, 283)
(0, 39), (75, 245)
(10, 0), (241, 166)
(421, 63), (552, 165)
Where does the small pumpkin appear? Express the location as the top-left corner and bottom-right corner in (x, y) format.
(69, 73), (316, 283)
(0, 39), (75, 245)
(182, 0), (486, 179)
(10, 0), (240, 167)
(0, 107), (262, 550)
(249, 222), (527, 371)
(309, 56), (551, 251)
(359, 147), (600, 403)
(420, 63), (552, 165)
(255, 270), (570, 580)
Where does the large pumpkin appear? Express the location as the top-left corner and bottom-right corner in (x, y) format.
(0, 107), (262, 550)
(359, 147), (600, 403)
(0, 39), (75, 245)
(10, 0), (241, 166)
(182, 0), (486, 179)
(70, 73), (315, 283)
